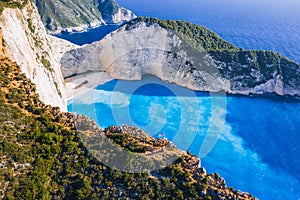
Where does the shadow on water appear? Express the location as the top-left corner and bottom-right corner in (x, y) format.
(54, 25), (120, 45)
(96, 76), (214, 97)
(96, 75), (300, 103)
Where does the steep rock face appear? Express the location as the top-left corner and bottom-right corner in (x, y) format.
(35, 0), (136, 33)
(61, 18), (300, 96)
(98, 0), (135, 24)
(0, 1), (77, 111)
(211, 50), (300, 96)
(61, 22), (230, 93)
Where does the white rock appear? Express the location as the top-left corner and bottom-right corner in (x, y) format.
(0, 2), (78, 111)
(61, 22), (228, 93)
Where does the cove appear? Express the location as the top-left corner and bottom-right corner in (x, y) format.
(54, 25), (120, 45)
(68, 76), (300, 200)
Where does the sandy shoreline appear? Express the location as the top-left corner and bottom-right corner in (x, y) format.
(65, 71), (113, 101)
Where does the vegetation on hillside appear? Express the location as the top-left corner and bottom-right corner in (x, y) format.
(34, 0), (121, 31)
(0, 56), (255, 199)
(126, 17), (300, 92)
(129, 17), (239, 53)
(0, 0), (29, 14)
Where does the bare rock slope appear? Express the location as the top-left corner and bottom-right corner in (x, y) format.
(61, 17), (300, 96)
(0, 1), (78, 111)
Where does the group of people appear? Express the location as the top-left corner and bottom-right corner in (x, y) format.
(106, 125), (122, 133)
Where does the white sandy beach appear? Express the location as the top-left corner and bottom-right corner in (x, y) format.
(65, 71), (113, 100)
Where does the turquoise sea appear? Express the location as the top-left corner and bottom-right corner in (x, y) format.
(65, 0), (300, 199)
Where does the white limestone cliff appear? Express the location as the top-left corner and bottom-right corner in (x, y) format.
(61, 22), (230, 93)
(61, 21), (300, 96)
(110, 7), (136, 24)
(0, 2), (78, 111)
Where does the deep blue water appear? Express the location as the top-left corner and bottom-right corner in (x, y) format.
(66, 0), (300, 199)
(116, 0), (300, 64)
(54, 25), (119, 45)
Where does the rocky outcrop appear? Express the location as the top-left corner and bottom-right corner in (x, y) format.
(61, 21), (230, 93)
(104, 5), (136, 25)
(35, 0), (136, 33)
(61, 18), (300, 96)
(0, 27), (7, 56)
(0, 1), (78, 111)
(211, 50), (300, 96)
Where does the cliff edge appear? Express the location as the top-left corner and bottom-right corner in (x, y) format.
(0, 1), (78, 111)
(61, 17), (300, 97)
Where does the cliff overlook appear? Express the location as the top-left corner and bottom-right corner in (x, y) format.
(61, 17), (300, 97)
(0, 1), (297, 199)
(0, 55), (256, 199)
